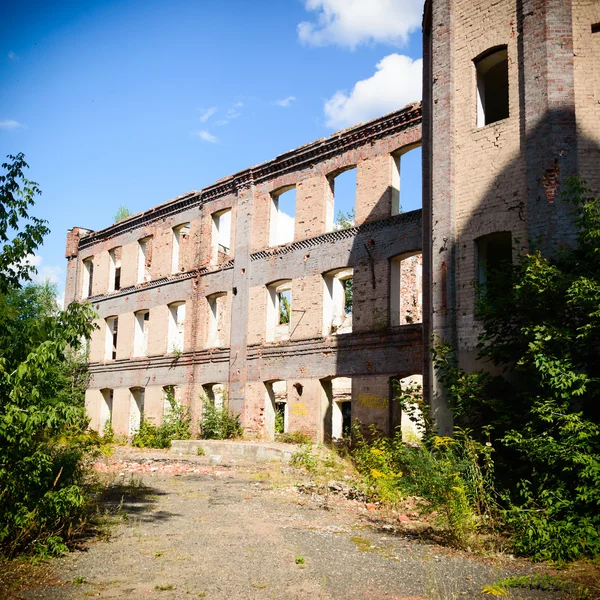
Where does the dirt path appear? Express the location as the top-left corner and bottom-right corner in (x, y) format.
(15, 448), (562, 600)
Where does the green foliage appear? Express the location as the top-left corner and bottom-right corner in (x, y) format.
(433, 177), (600, 561)
(279, 294), (290, 325)
(275, 430), (312, 444)
(351, 424), (495, 546)
(344, 278), (353, 314)
(113, 206), (131, 223)
(0, 154), (50, 293)
(274, 408), (285, 434)
(334, 208), (355, 230)
(198, 392), (242, 440)
(132, 390), (191, 449)
(0, 155), (97, 558)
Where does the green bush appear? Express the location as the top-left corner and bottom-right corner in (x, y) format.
(198, 397), (242, 440)
(132, 391), (191, 449)
(431, 177), (600, 561)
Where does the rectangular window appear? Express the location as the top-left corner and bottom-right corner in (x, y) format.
(476, 47), (509, 127)
(100, 389), (113, 434)
(133, 310), (149, 357)
(109, 247), (122, 292)
(172, 223), (191, 274)
(323, 269), (353, 335)
(212, 209), (232, 262)
(82, 257), (94, 299)
(207, 293), (227, 348)
(266, 281), (292, 342)
(137, 236), (152, 284)
(390, 254), (423, 326)
(168, 302), (186, 353)
(476, 232), (512, 291)
(105, 316), (118, 360)
(329, 168), (356, 232)
(129, 388), (145, 436)
(269, 187), (296, 246)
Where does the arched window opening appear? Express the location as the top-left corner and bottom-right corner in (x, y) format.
(270, 187), (296, 246)
(328, 167), (356, 232)
(390, 253), (422, 326)
(323, 268), (353, 335)
(392, 146), (422, 214)
(475, 46), (509, 127)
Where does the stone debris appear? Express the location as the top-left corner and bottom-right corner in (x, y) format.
(92, 455), (223, 476)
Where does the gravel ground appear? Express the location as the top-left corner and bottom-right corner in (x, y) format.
(14, 447), (565, 600)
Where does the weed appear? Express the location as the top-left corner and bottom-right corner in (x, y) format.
(155, 584), (174, 591)
(275, 431), (313, 444)
(295, 555), (305, 565)
(196, 446), (206, 456)
(198, 393), (242, 440)
(154, 551), (164, 558)
(72, 576), (87, 586)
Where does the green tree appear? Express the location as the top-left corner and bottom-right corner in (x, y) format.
(334, 208), (355, 230)
(434, 177), (600, 561)
(0, 153), (50, 292)
(113, 205), (131, 222)
(0, 155), (97, 558)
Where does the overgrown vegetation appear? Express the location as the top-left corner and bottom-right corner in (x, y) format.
(132, 389), (192, 449)
(351, 178), (600, 562)
(198, 392), (243, 440)
(334, 208), (355, 230)
(113, 206), (131, 222)
(0, 154), (97, 558)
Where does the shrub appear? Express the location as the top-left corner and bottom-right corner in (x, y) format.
(198, 394), (242, 440)
(275, 431), (313, 444)
(132, 392), (191, 449)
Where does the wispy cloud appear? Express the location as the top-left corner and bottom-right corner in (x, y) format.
(7, 51), (18, 61)
(215, 102), (244, 127)
(194, 130), (219, 143)
(275, 96), (296, 107)
(324, 53), (422, 128)
(24, 254), (63, 285)
(0, 119), (22, 129)
(298, 0), (423, 49)
(199, 107), (217, 122)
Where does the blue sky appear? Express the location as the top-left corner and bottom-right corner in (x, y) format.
(0, 0), (424, 296)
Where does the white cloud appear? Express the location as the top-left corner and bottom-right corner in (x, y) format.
(199, 107), (217, 122)
(298, 0), (424, 49)
(275, 96), (296, 107)
(276, 212), (295, 245)
(324, 53), (422, 128)
(24, 254), (63, 285)
(0, 119), (22, 129)
(7, 51), (18, 60)
(215, 103), (243, 127)
(194, 130), (219, 143)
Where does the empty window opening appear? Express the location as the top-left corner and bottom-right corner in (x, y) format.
(203, 383), (226, 410)
(390, 253), (423, 326)
(137, 236), (153, 284)
(476, 232), (512, 292)
(267, 280), (292, 342)
(133, 310), (150, 357)
(129, 387), (145, 437)
(207, 293), (227, 348)
(476, 47), (509, 127)
(171, 223), (191, 274)
(100, 389), (113, 435)
(168, 302), (186, 353)
(105, 316), (118, 360)
(163, 385), (181, 416)
(265, 380), (287, 441)
(323, 268), (353, 335)
(82, 257), (94, 299)
(392, 146), (422, 214)
(331, 377), (352, 440)
(390, 375), (424, 441)
(270, 187), (296, 246)
(329, 167), (356, 232)
(212, 209), (232, 262)
(109, 247), (122, 292)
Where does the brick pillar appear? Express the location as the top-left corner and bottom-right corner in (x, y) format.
(112, 388), (131, 438)
(85, 388), (102, 432)
(352, 259), (390, 334)
(295, 175), (334, 239)
(144, 386), (165, 425)
(290, 274), (324, 340)
(355, 155), (395, 225)
(352, 376), (390, 436)
(148, 304), (168, 356)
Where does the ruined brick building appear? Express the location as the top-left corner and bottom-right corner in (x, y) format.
(66, 0), (600, 440)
